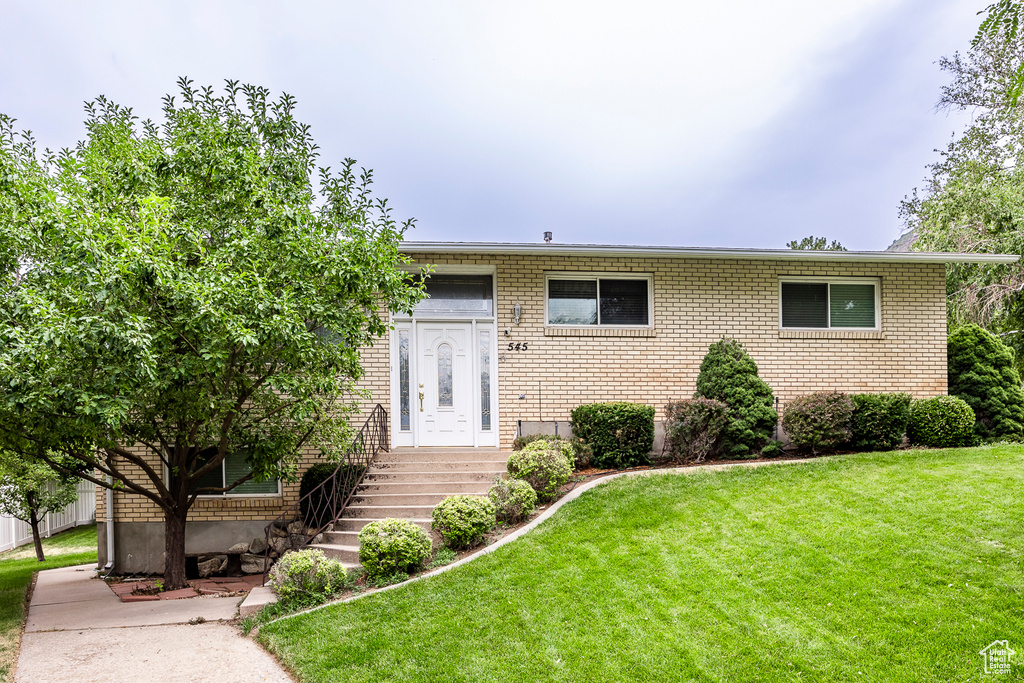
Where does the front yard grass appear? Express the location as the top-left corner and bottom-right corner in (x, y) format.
(0, 524), (97, 682)
(258, 447), (1024, 682)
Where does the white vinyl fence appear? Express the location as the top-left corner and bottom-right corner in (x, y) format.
(0, 480), (96, 553)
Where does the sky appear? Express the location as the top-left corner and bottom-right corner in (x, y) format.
(1, 1), (980, 250)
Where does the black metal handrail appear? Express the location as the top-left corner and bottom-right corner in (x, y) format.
(262, 404), (389, 575)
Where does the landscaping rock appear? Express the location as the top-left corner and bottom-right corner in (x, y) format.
(197, 557), (221, 578)
(269, 536), (289, 555)
(249, 536), (268, 554)
(270, 525), (288, 538)
(240, 553), (265, 574)
(227, 541), (250, 554)
(289, 534), (306, 548)
(312, 533), (324, 545)
(286, 521), (305, 535)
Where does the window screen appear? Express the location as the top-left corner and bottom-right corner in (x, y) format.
(547, 277), (649, 326)
(189, 451), (278, 496)
(829, 284), (876, 328)
(599, 279), (649, 325)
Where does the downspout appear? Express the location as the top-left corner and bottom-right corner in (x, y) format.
(103, 477), (114, 574)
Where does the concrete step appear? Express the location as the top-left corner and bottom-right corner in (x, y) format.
(332, 517), (433, 534)
(308, 542), (361, 565)
(341, 504), (436, 519)
(363, 470), (502, 483)
(357, 481), (493, 495)
(378, 449), (508, 464)
(351, 492), (490, 507)
(368, 460), (507, 473)
(322, 530), (361, 547)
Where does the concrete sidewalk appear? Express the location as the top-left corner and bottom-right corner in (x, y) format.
(16, 564), (292, 682)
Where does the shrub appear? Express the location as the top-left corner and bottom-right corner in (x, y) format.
(299, 462), (362, 529)
(488, 476), (538, 524)
(268, 548), (351, 601)
(512, 434), (590, 470)
(664, 398), (730, 463)
(694, 339), (777, 457)
(507, 442), (573, 501)
(431, 495), (497, 549)
(569, 436), (592, 470)
(512, 433), (563, 450)
(357, 518), (432, 578)
(849, 393), (911, 451)
(948, 324), (1024, 440)
(760, 440), (785, 458)
(782, 392), (854, 454)
(907, 396), (976, 448)
(570, 402), (655, 469)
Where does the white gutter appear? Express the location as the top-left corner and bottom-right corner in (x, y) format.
(400, 241), (1019, 265)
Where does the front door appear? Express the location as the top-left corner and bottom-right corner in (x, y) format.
(416, 323), (474, 446)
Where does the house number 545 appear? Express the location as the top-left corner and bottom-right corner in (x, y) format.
(507, 342), (528, 351)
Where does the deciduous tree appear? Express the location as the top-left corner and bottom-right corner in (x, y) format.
(0, 79), (425, 588)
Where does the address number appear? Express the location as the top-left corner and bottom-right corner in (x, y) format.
(507, 342), (529, 351)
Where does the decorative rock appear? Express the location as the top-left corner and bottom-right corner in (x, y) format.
(197, 557), (221, 578)
(269, 536), (289, 555)
(227, 542), (250, 554)
(270, 526), (288, 538)
(312, 533), (324, 545)
(289, 534), (306, 548)
(249, 536), (268, 554)
(286, 521), (305, 535)
(240, 553), (265, 574)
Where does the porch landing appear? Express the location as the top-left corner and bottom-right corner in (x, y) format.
(308, 448), (509, 566)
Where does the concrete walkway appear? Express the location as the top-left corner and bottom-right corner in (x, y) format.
(16, 564), (293, 683)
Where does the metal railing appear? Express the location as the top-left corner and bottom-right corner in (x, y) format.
(262, 404), (389, 575)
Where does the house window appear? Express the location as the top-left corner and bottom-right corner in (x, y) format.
(546, 275), (651, 326)
(780, 279), (879, 330)
(189, 451), (280, 496)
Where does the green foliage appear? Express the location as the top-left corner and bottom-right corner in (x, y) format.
(849, 393), (912, 451)
(487, 476), (538, 524)
(569, 402), (654, 469)
(0, 450), (79, 561)
(0, 80), (426, 587)
(948, 324), (1024, 440)
(759, 440), (785, 458)
(664, 398), (730, 464)
(907, 396), (976, 448)
(358, 518), (432, 578)
(506, 442), (573, 501)
(426, 547), (458, 570)
(299, 462), (361, 529)
(786, 236), (846, 251)
(268, 548), (353, 601)
(512, 433), (562, 450)
(781, 392), (854, 454)
(511, 433), (589, 470)
(694, 339), (778, 456)
(366, 571), (410, 588)
(431, 495), (496, 549)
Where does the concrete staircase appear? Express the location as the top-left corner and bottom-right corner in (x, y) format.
(308, 448), (508, 568)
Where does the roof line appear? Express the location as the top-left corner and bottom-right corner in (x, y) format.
(400, 241), (1019, 264)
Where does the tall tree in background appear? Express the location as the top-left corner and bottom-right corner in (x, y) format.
(0, 79), (426, 588)
(902, 17), (1024, 364)
(786, 236), (846, 251)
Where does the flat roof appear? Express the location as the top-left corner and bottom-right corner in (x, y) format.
(401, 241), (1019, 264)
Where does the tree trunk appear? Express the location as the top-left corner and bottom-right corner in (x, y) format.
(27, 492), (45, 562)
(164, 509), (188, 590)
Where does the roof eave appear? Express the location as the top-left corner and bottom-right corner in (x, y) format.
(399, 241), (1019, 265)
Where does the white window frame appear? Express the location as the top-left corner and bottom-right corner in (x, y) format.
(544, 272), (654, 329)
(165, 454), (283, 499)
(778, 276), (881, 331)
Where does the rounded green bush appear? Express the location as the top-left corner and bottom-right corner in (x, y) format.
(268, 548), (350, 601)
(781, 391), (854, 454)
(488, 476), (538, 524)
(570, 402), (654, 469)
(358, 518), (432, 578)
(948, 323), (1024, 440)
(431, 495), (496, 549)
(850, 393), (911, 451)
(907, 395), (976, 448)
(507, 442), (572, 501)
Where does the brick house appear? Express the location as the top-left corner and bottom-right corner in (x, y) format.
(97, 241), (1016, 573)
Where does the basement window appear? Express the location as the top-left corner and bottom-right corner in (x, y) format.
(188, 451), (280, 497)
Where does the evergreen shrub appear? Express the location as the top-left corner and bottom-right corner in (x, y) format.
(569, 402), (654, 469)
(907, 396), (976, 448)
(850, 393), (911, 451)
(948, 323), (1024, 440)
(694, 339), (777, 456)
(663, 398), (730, 463)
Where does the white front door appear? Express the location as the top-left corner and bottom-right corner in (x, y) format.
(416, 323), (474, 446)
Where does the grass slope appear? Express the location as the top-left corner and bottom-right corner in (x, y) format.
(0, 525), (97, 682)
(258, 448), (1024, 682)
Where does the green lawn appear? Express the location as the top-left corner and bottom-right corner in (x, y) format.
(0, 524), (97, 682)
(258, 447), (1024, 682)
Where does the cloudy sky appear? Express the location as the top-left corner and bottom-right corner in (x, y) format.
(2, 1), (978, 250)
